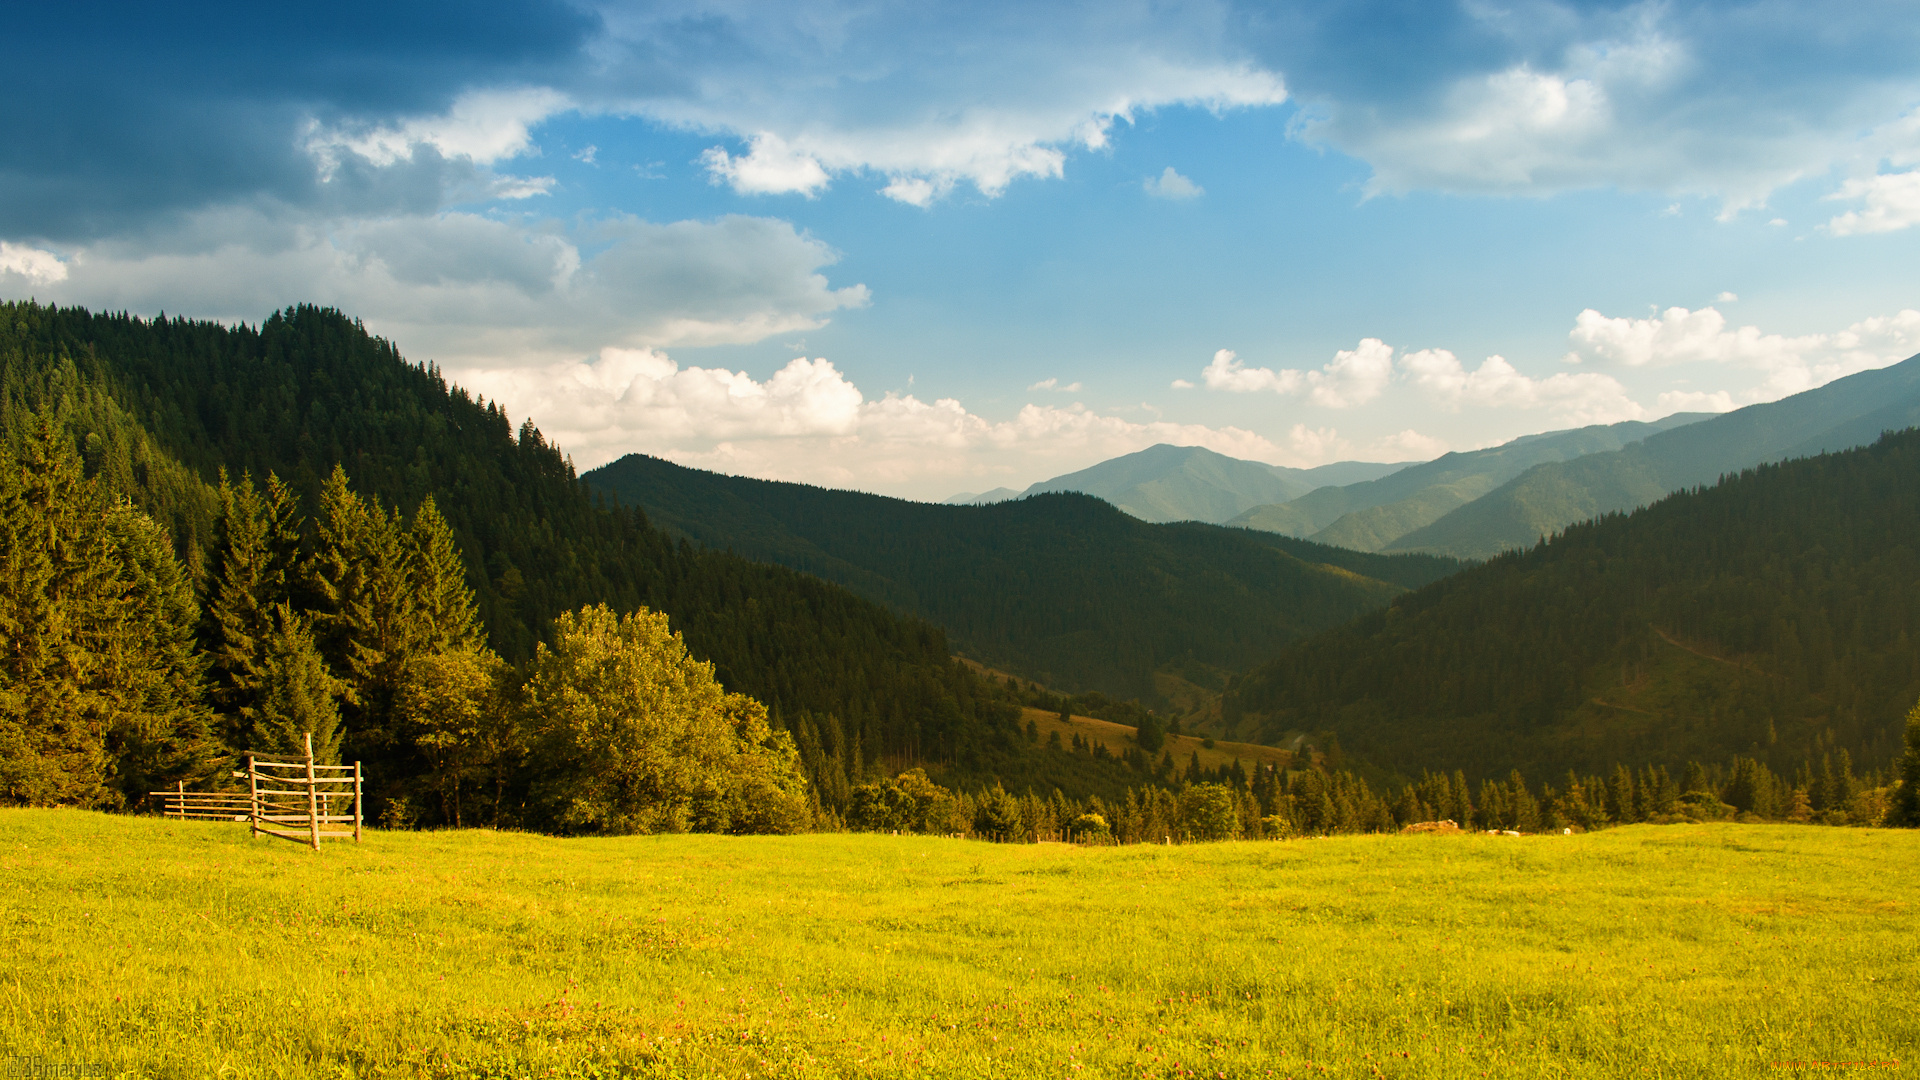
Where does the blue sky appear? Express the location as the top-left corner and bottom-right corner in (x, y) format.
(5, 1), (1920, 498)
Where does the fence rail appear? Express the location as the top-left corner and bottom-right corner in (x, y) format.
(152, 732), (361, 851)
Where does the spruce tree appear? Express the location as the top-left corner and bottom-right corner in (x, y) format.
(1889, 701), (1920, 827)
(248, 604), (344, 765)
(207, 470), (303, 751)
(0, 413), (208, 806)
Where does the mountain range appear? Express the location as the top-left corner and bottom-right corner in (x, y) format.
(583, 453), (1459, 702)
(1387, 353), (1920, 558)
(947, 444), (1408, 522)
(1225, 414), (1706, 549)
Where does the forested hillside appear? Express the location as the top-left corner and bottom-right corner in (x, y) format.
(1389, 353), (1920, 558)
(1226, 428), (1920, 779)
(582, 453), (1461, 700)
(0, 301), (1150, 814)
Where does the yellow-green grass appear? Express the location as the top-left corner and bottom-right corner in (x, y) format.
(1022, 707), (1290, 772)
(2, 810), (1915, 1079)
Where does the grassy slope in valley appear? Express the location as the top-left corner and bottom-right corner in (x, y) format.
(1228, 428), (1920, 779)
(0, 301), (1116, 802)
(584, 453), (1460, 701)
(1228, 414), (1705, 549)
(7, 809), (1915, 1078)
(1391, 352), (1920, 558)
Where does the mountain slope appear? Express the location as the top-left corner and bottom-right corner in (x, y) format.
(1226, 428), (1920, 779)
(1227, 415), (1706, 550)
(1390, 354), (1920, 558)
(0, 301), (1111, 805)
(584, 453), (1459, 701)
(1020, 443), (1406, 523)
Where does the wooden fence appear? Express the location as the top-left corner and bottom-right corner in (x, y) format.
(153, 732), (362, 851)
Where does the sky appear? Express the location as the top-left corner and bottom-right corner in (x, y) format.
(5, 1), (1920, 500)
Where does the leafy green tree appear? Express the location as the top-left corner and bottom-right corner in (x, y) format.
(521, 604), (808, 835)
(1178, 783), (1240, 841)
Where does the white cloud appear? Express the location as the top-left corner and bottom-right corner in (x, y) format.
(1287, 7), (1920, 215)
(453, 348), (1315, 498)
(1198, 339), (1393, 407)
(1169, 378), (1195, 389)
(305, 87), (570, 177)
(1027, 377), (1084, 392)
(1655, 389), (1736, 413)
(31, 209), (869, 367)
(606, 3), (1286, 204)
(0, 242), (68, 285)
(1400, 348), (1647, 425)
(1559, 305), (1920, 401)
(1826, 169), (1920, 235)
(487, 175), (557, 199)
(1371, 429), (1451, 461)
(700, 133), (833, 198)
(1564, 304), (1920, 399)
(1716, 291), (1738, 303)
(1144, 167), (1204, 200)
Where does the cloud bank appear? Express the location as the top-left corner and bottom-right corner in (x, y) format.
(451, 348), (1333, 498)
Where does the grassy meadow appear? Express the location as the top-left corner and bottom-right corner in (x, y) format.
(1, 810), (1914, 1079)
(1022, 708), (1289, 773)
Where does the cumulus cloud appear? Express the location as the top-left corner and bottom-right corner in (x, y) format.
(1564, 304), (1920, 399)
(1198, 340), (1393, 407)
(30, 209), (869, 366)
(1145, 167), (1204, 200)
(453, 348), (1311, 498)
(1400, 349), (1647, 425)
(700, 134), (834, 198)
(0, 242), (68, 285)
(607, 3), (1285, 204)
(1270, 2), (1920, 213)
(1826, 169), (1920, 235)
(305, 88), (571, 176)
(1027, 377), (1084, 392)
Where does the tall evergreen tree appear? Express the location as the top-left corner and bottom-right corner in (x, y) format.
(0, 412), (208, 806)
(1890, 702), (1920, 827)
(247, 604), (344, 765)
(206, 470), (303, 750)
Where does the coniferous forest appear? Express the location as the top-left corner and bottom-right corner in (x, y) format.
(3, 300), (1918, 837)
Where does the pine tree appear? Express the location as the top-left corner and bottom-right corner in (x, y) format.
(1889, 701), (1920, 827)
(305, 466), (420, 755)
(0, 412), (208, 806)
(248, 604), (344, 765)
(207, 470), (303, 750)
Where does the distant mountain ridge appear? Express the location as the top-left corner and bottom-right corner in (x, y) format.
(1226, 415), (1708, 551)
(1388, 352), (1920, 559)
(585, 454), (1460, 702)
(967, 444), (1408, 524)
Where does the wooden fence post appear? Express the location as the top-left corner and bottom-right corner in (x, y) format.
(248, 755), (259, 840)
(305, 732), (321, 852)
(354, 761), (363, 843)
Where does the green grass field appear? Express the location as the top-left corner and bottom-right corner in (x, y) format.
(2, 810), (1914, 1079)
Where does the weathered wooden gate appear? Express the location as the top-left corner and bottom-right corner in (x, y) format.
(154, 733), (362, 851)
